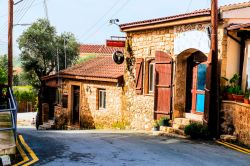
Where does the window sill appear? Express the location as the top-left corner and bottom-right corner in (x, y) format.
(144, 93), (154, 96)
(98, 108), (107, 111)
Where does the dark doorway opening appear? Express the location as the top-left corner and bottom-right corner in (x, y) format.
(72, 86), (80, 124)
(46, 87), (57, 119)
(186, 51), (207, 114)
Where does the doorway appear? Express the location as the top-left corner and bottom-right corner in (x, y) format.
(72, 86), (80, 124)
(186, 52), (207, 114)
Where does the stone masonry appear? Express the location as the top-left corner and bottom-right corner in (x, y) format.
(55, 80), (125, 129)
(123, 23), (227, 130)
(221, 101), (250, 147)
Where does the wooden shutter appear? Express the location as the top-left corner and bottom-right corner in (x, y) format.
(154, 51), (173, 119)
(135, 58), (144, 95)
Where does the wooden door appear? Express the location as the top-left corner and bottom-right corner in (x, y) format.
(191, 63), (207, 113)
(154, 51), (173, 119)
(72, 86), (80, 124)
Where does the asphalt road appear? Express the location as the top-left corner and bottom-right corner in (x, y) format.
(17, 127), (250, 166)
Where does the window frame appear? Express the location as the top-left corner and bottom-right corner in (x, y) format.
(98, 89), (106, 110)
(144, 58), (155, 95)
(148, 62), (155, 93)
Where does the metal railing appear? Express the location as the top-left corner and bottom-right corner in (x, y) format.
(0, 85), (17, 142)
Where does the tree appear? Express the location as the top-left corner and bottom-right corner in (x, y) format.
(0, 55), (8, 84)
(18, 19), (79, 126)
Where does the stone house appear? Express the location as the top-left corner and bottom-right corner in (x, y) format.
(41, 56), (124, 129)
(119, 1), (250, 145)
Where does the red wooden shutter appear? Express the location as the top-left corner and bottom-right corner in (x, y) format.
(135, 58), (144, 95)
(154, 51), (173, 119)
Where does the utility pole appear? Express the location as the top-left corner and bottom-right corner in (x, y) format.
(205, 0), (219, 138)
(8, 0), (14, 87)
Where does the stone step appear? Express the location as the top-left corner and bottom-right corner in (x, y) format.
(160, 126), (186, 136)
(220, 135), (237, 142)
(67, 125), (80, 130)
(0, 113), (11, 122)
(0, 122), (12, 128)
(172, 123), (187, 130)
(0, 131), (15, 142)
(0, 144), (16, 156)
(0, 130), (16, 156)
(173, 118), (191, 126)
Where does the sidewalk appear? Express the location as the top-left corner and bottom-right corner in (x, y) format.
(17, 112), (36, 127)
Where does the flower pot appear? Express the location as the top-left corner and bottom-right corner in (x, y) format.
(227, 93), (233, 100)
(232, 94), (244, 103)
(244, 98), (250, 104)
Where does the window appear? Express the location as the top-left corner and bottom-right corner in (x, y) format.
(98, 89), (106, 109)
(148, 62), (155, 92)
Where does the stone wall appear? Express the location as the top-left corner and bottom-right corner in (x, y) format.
(124, 22), (228, 129)
(221, 101), (250, 147)
(61, 80), (124, 129)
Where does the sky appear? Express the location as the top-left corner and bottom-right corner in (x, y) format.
(0, 0), (248, 56)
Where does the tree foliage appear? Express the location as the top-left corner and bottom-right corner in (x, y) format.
(18, 19), (79, 87)
(0, 55), (8, 84)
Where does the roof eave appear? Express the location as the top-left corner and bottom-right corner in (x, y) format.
(42, 74), (123, 83)
(120, 15), (211, 32)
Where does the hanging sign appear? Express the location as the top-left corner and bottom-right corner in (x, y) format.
(106, 40), (125, 47)
(112, 50), (124, 65)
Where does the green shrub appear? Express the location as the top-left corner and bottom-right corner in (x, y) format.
(184, 122), (210, 139)
(158, 117), (170, 126)
(13, 86), (37, 103)
(111, 121), (128, 129)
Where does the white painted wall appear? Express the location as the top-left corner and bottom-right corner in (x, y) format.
(242, 40), (250, 90)
(174, 30), (210, 55)
(225, 37), (241, 79)
(222, 7), (250, 25)
(222, 7), (250, 19)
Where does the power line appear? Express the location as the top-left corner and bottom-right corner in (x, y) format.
(15, 0), (36, 24)
(78, 0), (123, 39)
(0, 0), (31, 34)
(81, 0), (131, 42)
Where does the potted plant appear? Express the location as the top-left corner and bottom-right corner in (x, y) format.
(232, 85), (244, 102)
(244, 91), (250, 104)
(225, 86), (234, 100)
(158, 117), (170, 127)
(153, 120), (160, 131)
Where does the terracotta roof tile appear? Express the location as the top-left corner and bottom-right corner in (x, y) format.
(120, 1), (250, 30)
(59, 56), (124, 79)
(79, 44), (124, 54)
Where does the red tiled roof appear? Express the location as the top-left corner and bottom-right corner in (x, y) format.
(79, 44), (124, 54)
(43, 56), (124, 82)
(120, 1), (250, 30)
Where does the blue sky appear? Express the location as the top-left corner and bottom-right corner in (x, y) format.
(0, 0), (248, 56)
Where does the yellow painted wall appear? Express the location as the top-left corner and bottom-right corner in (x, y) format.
(225, 37), (241, 79)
